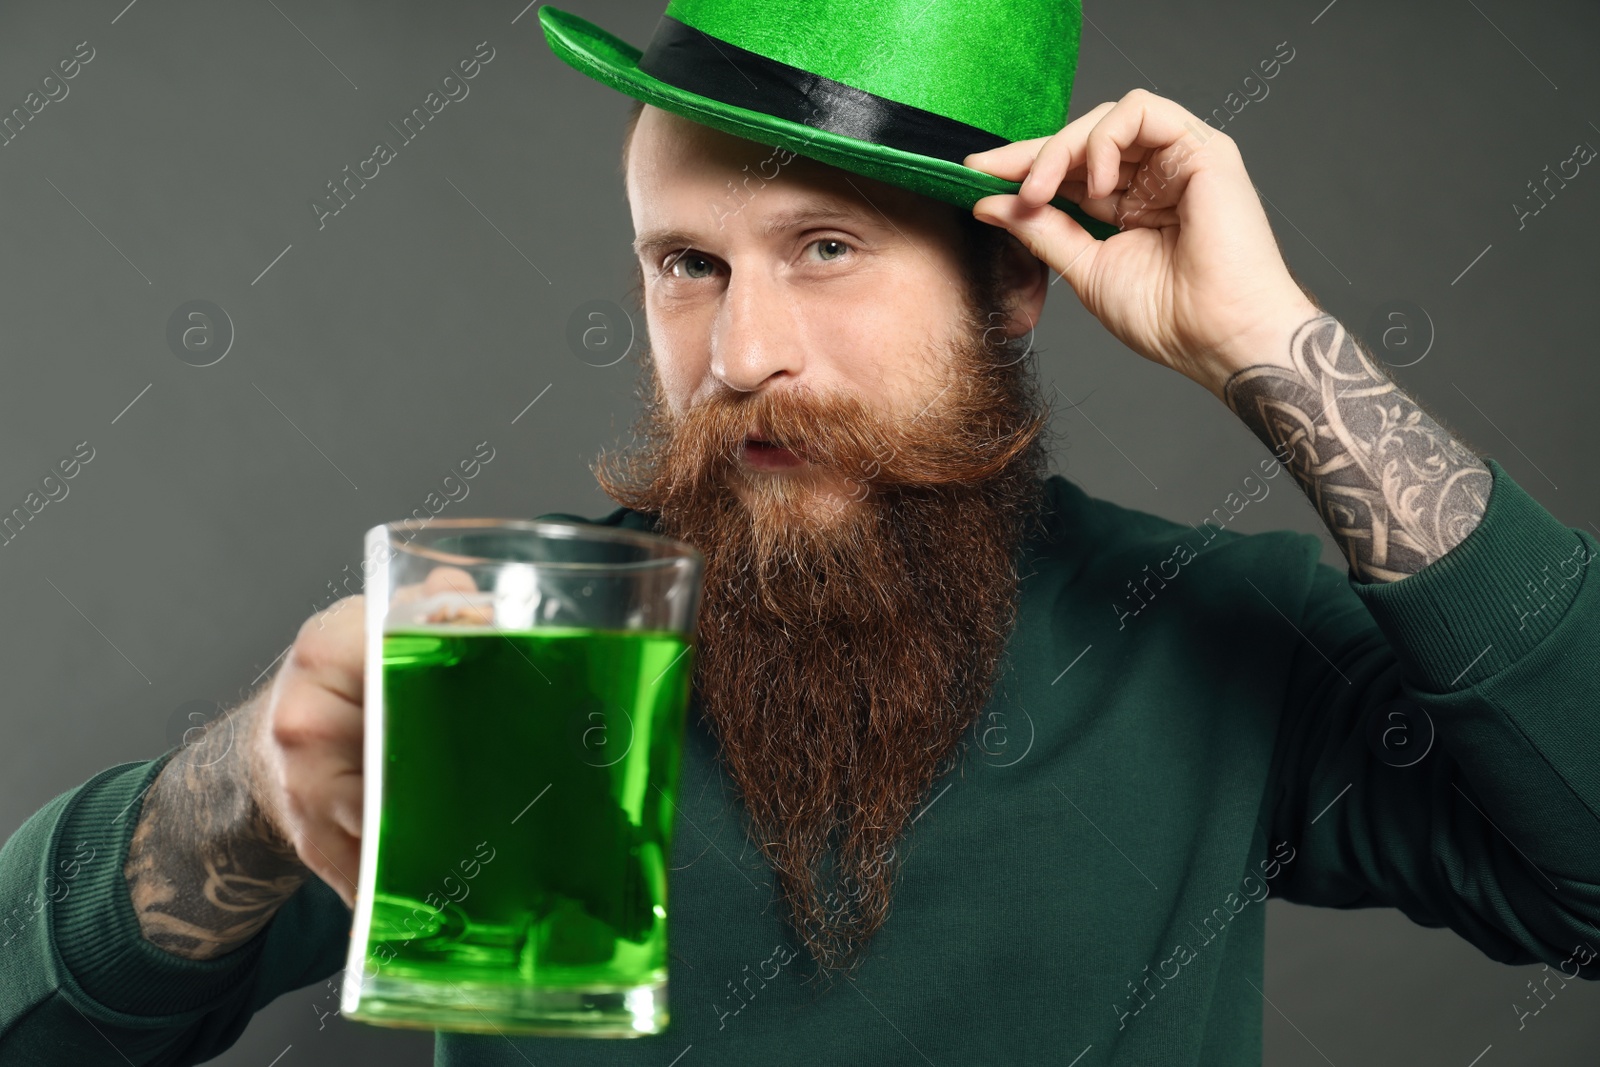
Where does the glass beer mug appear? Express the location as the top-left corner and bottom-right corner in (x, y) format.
(340, 517), (703, 1037)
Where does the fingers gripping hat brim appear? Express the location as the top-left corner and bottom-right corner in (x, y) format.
(538, 6), (1120, 242)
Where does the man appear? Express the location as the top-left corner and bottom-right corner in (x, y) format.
(2, 2), (1597, 1065)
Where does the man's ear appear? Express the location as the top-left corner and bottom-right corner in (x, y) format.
(994, 233), (1049, 339)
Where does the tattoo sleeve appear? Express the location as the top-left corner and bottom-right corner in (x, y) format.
(124, 701), (309, 960)
(1222, 313), (1492, 584)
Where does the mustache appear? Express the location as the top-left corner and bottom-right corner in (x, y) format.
(655, 371), (1048, 493)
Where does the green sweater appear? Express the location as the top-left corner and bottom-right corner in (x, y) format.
(3, 457), (1596, 1066)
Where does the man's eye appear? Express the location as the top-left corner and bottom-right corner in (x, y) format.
(811, 238), (850, 261)
(667, 252), (715, 279)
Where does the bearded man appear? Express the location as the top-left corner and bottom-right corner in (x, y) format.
(583, 98), (1064, 977)
(3, 2), (1596, 1066)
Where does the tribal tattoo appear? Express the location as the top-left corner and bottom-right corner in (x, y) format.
(1222, 314), (1491, 583)
(124, 701), (309, 960)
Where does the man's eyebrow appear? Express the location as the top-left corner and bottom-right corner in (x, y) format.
(756, 204), (881, 237)
(630, 204), (884, 260)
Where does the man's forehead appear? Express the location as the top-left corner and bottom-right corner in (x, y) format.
(625, 104), (941, 248)
(627, 105), (787, 182)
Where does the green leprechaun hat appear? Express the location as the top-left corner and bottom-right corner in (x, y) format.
(538, 0), (1120, 242)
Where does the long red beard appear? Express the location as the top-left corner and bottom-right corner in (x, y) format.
(593, 319), (1052, 981)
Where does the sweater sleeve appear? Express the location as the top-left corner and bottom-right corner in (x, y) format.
(0, 750), (352, 1066)
(1263, 457), (1600, 976)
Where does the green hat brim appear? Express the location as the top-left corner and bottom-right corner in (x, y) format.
(539, 6), (1120, 243)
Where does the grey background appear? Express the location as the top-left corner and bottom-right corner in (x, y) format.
(0, 0), (1595, 1064)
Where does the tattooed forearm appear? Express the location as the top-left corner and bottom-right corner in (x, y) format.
(124, 700), (308, 960)
(1222, 314), (1492, 583)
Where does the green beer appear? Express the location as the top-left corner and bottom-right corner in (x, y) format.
(352, 625), (694, 1035)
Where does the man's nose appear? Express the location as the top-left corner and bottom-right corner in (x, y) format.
(710, 266), (805, 392)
